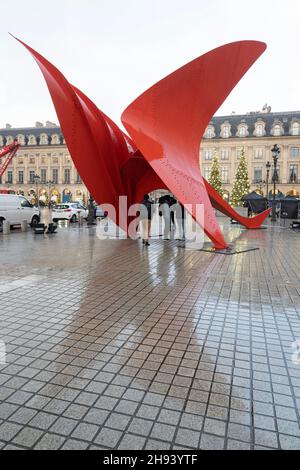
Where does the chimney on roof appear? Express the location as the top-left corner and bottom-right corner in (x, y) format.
(5, 123), (12, 129)
(35, 121), (44, 128)
(45, 121), (57, 128)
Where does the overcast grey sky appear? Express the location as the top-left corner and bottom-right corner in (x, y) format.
(0, 0), (299, 130)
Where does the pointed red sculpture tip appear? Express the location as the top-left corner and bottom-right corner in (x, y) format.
(12, 35), (268, 250)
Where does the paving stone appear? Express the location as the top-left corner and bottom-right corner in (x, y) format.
(61, 439), (89, 450)
(279, 434), (300, 450)
(200, 433), (225, 450)
(128, 418), (153, 436)
(150, 423), (176, 442)
(12, 427), (44, 448)
(9, 407), (38, 425)
(175, 428), (200, 448)
(118, 434), (146, 450)
(94, 428), (122, 448)
(50, 417), (78, 436)
(104, 413), (131, 431)
(34, 433), (66, 450)
(29, 412), (58, 430)
(254, 429), (278, 448)
(71, 422), (99, 441)
(0, 422), (23, 442)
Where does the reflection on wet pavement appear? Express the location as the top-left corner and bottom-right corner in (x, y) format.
(0, 221), (300, 449)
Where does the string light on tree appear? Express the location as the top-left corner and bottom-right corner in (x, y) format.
(208, 150), (224, 197)
(230, 147), (250, 206)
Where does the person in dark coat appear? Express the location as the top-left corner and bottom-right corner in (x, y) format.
(139, 194), (153, 246)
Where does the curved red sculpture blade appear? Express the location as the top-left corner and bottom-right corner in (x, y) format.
(122, 41), (267, 249)
(14, 36), (269, 248)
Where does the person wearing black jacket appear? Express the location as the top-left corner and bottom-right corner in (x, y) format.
(138, 194), (153, 246)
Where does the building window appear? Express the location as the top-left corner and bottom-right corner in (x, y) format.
(76, 172), (82, 184)
(254, 148), (264, 159)
(64, 169), (71, 184)
(238, 126), (247, 137)
(273, 125), (282, 136)
(18, 171), (24, 184)
(29, 170), (35, 184)
(52, 169), (58, 184)
(17, 134), (25, 146)
(28, 135), (37, 146)
(255, 123), (264, 137)
(204, 167), (211, 179)
(51, 134), (60, 145)
(41, 169), (47, 183)
(291, 122), (300, 136)
(289, 164), (298, 183)
(204, 150), (213, 160)
(220, 149), (229, 160)
(290, 147), (299, 158)
(7, 171), (13, 184)
(253, 166), (262, 183)
(40, 134), (48, 145)
(205, 126), (214, 138)
(29, 156), (35, 164)
(221, 167), (228, 183)
(222, 126), (230, 138)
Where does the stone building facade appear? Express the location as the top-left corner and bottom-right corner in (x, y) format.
(0, 122), (88, 204)
(200, 108), (300, 199)
(1, 109), (300, 205)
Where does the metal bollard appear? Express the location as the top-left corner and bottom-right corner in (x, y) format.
(3, 220), (10, 235)
(21, 220), (28, 232)
(78, 215), (84, 226)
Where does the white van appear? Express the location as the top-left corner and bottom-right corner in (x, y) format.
(0, 194), (40, 231)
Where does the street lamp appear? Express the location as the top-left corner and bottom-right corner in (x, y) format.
(266, 161), (271, 203)
(271, 145), (280, 222)
(33, 174), (40, 208)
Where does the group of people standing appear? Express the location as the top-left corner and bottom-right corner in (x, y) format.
(138, 193), (185, 246)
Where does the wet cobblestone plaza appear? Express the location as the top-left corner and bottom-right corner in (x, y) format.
(0, 221), (300, 450)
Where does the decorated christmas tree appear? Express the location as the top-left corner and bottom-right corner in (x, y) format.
(230, 147), (250, 206)
(208, 151), (223, 197)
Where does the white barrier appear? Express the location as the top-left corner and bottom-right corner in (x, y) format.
(2, 220), (10, 235)
(21, 220), (28, 232)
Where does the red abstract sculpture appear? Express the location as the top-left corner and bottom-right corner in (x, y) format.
(14, 36), (271, 249)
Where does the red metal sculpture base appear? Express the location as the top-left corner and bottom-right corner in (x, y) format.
(13, 36), (270, 249)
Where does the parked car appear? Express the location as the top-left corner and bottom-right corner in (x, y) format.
(95, 205), (108, 218)
(0, 194), (40, 231)
(52, 203), (88, 222)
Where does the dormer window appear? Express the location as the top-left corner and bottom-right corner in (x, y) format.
(221, 122), (231, 138)
(237, 124), (248, 138)
(40, 133), (48, 145)
(256, 125), (263, 136)
(271, 121), (283, 137)
(273, 125), (281, 136)
(28, 135), (37, 146)
(291, 122), (300, 136)
(5, 135), (14, 144)
(51, 134), (60, 145)
(17, 134), (25, 146)
(205, 126), (215, 139)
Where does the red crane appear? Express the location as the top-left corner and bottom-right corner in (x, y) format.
(0, 139), (20, 179)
